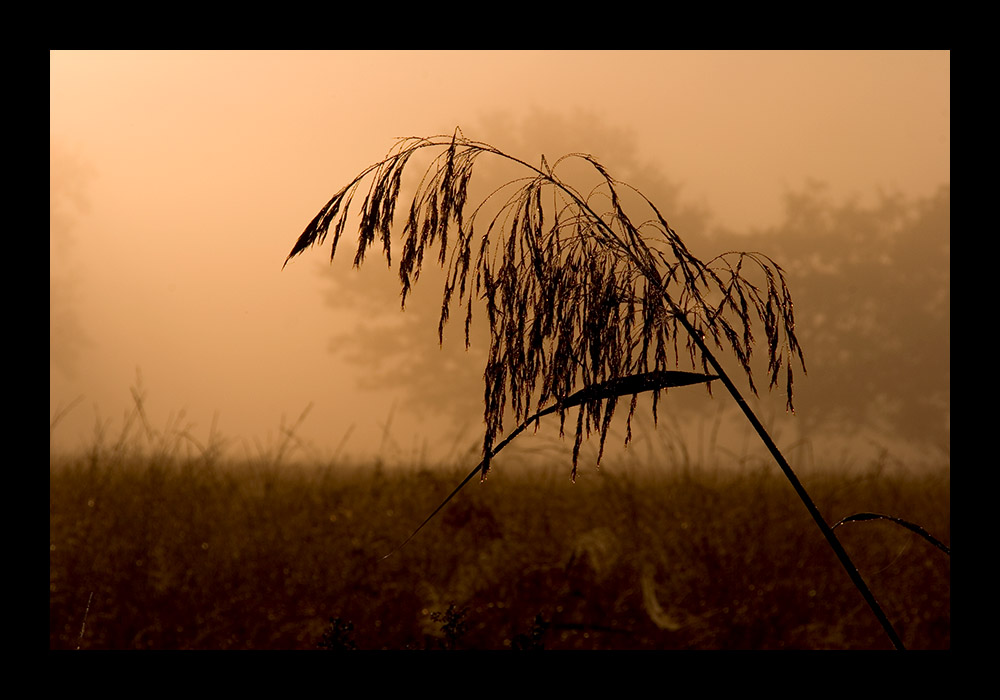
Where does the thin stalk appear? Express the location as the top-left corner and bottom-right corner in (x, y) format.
(380, 405), (536, 560)
(384, 370), (718, 560)
(289, 134), (907, 649)
(548, 176), (907, 651)
(664, 302), (906, 650)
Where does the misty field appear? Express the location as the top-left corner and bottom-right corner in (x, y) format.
(50, 443), (949, 650)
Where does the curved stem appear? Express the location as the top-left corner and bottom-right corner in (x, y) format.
(666, 304), (906, 650)
(494, 146), (906, 649)
(319, 136), (906, 648)
(380, 405), (553, 560)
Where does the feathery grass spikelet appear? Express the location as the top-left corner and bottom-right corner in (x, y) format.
(284, 129), (803, 479)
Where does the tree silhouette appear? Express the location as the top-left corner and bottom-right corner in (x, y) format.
(709, 182), (950, 455)
(316, 113), (713, 426)
(316, 116), (949, 462)
(50, 145), (94, 380)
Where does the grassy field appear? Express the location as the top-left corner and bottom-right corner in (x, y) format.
(50, 441), (949, 650)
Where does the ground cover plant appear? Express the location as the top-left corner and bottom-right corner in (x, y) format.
(282, 130), (946, 648)
(49, 420), (950, 650)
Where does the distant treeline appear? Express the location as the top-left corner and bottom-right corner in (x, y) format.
(322, 180), (949, 459)
(711, 182), (950, 454)
(315, 115), (949, 460)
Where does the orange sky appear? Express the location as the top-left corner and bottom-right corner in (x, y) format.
(49, 50), (949, 465)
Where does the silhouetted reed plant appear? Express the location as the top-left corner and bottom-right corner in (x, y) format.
(285, 129), (906, 648)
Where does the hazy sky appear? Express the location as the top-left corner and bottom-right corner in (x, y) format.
(49, 50), (950, 465)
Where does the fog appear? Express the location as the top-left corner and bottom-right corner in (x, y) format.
(50, 50), (949, 470)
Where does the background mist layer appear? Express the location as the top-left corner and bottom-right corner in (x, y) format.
(50, 50), (950, 469)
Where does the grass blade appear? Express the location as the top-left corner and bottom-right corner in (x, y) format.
(382, 371), (718, 558)
(833, 512), (951, 556)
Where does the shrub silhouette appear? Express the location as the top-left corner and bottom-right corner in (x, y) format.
(284, 129), (907, 649)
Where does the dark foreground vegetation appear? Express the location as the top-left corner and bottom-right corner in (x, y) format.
(50, 447), (949, 650)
